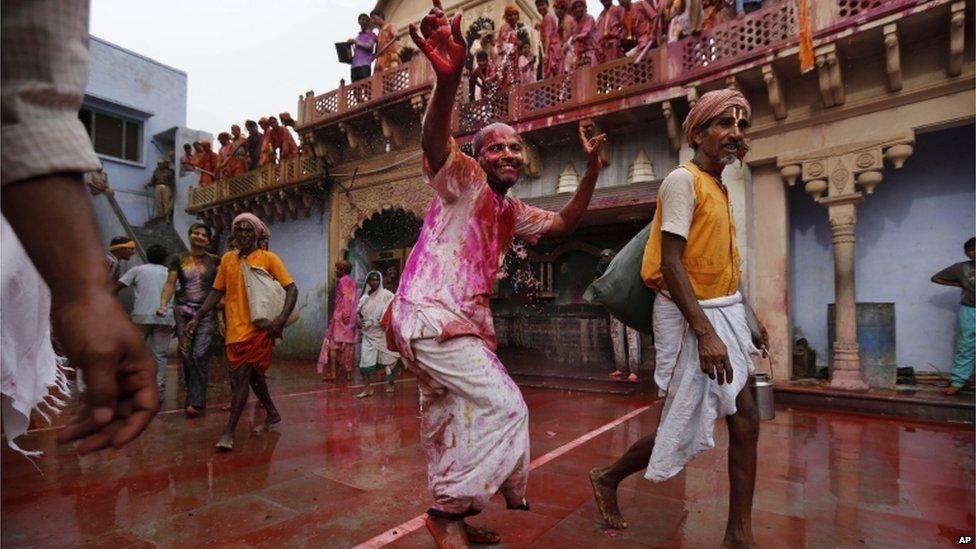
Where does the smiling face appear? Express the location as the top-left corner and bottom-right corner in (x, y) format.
(555, 3), (567, 18)
(536, 0), (548, 16)
(188, 226), (211, 249)
(476, 124), (524, 193)
(359, 13), (370, 29)
(505, 10), (519, 26)
(694, 106), (750, 166)
(232, 221), (257, 252)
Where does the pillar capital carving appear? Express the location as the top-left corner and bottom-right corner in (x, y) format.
(776, 133), (915, 197)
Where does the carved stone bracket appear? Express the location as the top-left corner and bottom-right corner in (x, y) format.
(662, 101), (681, 151)
(761, 64), (787, 120)
(374, 110), (408, 149)
(949, 2), (965, 77)
(815, 44), (845, 108)
(410, 93), (430, 117)
(338, 121), (363, 151)
(883, 24), (902, 92)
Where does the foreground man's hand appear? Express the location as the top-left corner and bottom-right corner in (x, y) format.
(409, 1), (466, 81)
(697, 328), (733, 385)
(54, 292), (158, 453)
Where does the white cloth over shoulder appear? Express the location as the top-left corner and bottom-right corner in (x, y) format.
(645, 291), (757, 482)
(1, 216), (69, 456)
(357, 271), (399, 368)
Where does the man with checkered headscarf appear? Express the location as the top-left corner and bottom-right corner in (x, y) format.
(590, 89), (769, 548)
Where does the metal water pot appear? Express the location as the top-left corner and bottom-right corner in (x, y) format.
(749, 355), (775, 421)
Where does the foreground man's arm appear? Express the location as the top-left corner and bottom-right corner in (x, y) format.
(659, 232), (735, 385)
(546, 125), (607, 236)
(3, 178), (159, 453)
(409, 3), (466, 172)
(2, 0), (158, 453)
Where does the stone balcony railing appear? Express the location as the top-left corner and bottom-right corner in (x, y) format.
(295, 0), (938, 134)
(185, 155), (325, 225)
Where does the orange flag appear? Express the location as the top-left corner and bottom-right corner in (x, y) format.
(798, 0), (815, 73)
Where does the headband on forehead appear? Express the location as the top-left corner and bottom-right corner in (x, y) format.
(682, 89), (752, 146)
(109, 241), (136, 251)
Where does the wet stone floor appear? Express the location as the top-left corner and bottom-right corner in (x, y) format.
(2, 360), (973, 548)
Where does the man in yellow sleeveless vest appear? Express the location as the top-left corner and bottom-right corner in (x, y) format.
(590, 89), (768, 548)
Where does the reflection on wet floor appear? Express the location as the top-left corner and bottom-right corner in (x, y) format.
(2, 360), (973, 547)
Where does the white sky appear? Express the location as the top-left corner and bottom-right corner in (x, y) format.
(90, 0), (605, 135)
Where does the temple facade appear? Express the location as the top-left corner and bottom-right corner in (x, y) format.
(184, 0), (975, 391)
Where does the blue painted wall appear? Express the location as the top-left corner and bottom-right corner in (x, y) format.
(266, 213), (332, 358)
(85, 36), (188, 228)
(790, 124), (976, 373)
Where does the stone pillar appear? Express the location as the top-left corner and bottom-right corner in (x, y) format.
(778, 135), (914, 390)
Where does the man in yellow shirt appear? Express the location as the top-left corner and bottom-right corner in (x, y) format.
(187, 213), (297, 451)
(590, 89), (767, 549)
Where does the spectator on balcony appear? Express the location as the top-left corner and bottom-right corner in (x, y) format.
(245, 120), (263, 171)
(569, 0), (599, 68)
(222, 125), (249, 178)
(269, 116), (299, 162)
(180, 143), (195, 174)
(496, 5), (522, 88)
(257, 118), (276, 167)
(536, 0), (564, 78)
(196, 139), (219, 186)
(348, 13), (377, 82)
(557, 0), (578, 72)
(620, 0), (662, 56)
(665, 0), (702, 42)
(596, 0), (625, 63)
(215, 132), (232, 180)
(518, 40), (537, 84)
(736, 0), (762, 15)
(471, 50), (499, 100)
(372, 9), (401, 72)
(702, 0), (734, 31)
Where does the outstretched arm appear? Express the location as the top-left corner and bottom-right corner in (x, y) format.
(546, 124), (607, 236)
(409, 1), (467, 173)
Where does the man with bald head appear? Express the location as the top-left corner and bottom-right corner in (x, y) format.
(394, 4), (606, 547)
(589, 89), (768, 548)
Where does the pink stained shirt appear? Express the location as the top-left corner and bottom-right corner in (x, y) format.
(389, 140), (555, 363)
(596, 5), (625, 62)
(541, 11), (563, 78)
(326, 274), (358, 344)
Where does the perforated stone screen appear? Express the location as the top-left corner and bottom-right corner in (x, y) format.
(315, 91), (339, 116)
(838, 0), (885, 17)
(595, 57), (655, 95)
(458, 95), (509, 134)
(345, 79), (372, 109)
(382, 65), (411, 95)
(681, 1), (797, 73)
(521, 74), (574, 114)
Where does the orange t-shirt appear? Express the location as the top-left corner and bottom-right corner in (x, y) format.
(213, 249), (294, 344)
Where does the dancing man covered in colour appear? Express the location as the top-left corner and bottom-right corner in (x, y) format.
(589, 89), (767, 548)
(392, 4), (606, 547)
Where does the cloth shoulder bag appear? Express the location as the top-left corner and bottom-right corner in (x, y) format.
(240, 256), (298, 329)
(583, 223), (656, 334)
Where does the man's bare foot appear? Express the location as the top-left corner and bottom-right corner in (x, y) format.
(425, 516), (469, 549)
(253, 412), (281, 433)
(215, 434), (234, 452)
(945, 385), (961, 395)
(463, 522), (500, 544)
(609, 370), (625, 378)
(185, 405), (199, 418)
(590, 466), (627, 529)
(356, 389), (374, 398)
(627, 373), (639, 383)
(386, 383), (395, 393)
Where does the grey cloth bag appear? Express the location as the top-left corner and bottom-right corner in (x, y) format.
(583, 223), (656, 334)
(240, 257), (298, 329)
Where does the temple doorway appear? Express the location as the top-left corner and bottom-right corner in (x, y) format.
(345, 208), (422, 292)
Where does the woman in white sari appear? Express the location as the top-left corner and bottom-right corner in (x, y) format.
(356, 271), (400, 397)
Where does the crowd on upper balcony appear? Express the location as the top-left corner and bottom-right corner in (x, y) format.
(339, 0), (763, 101)
(183, 115), (300, 187)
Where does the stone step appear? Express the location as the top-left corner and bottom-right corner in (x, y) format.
(131, 218), (187, 258)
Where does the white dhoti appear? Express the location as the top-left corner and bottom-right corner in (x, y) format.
(1, 216), (69, 457)
(645, 292), (757, 482)
(411, 335), (530, 517)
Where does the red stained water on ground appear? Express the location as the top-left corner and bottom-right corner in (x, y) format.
(2, 360), (973, 547)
